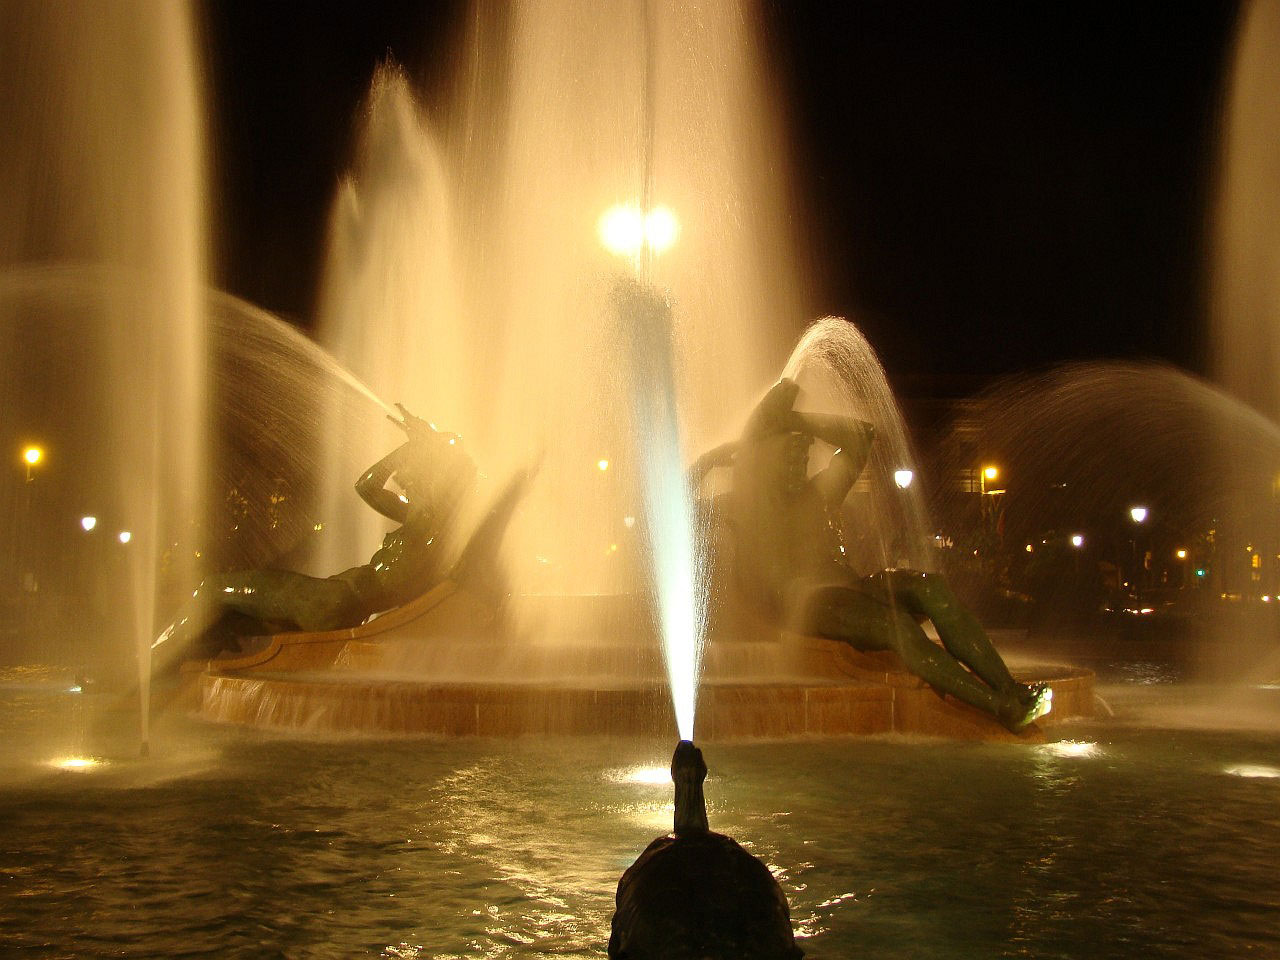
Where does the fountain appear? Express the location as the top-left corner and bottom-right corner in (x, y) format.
(7, 4), (1279, 958)
(0, 0), (208, 754)
(173, 1), (1091, 742)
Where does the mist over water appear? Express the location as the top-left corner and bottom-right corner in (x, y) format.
(1213, 0), (1280, 423)
(0, 1), (208, 744)
(315, 1), (808, 621)
(315, 66), (467, 574)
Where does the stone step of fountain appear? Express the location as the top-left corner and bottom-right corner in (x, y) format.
(194, 664), (1094, 742)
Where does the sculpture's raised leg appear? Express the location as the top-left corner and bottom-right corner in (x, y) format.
(801, 580), (1049, 731)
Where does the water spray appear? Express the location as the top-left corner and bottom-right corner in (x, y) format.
(613, 280), (708, 742)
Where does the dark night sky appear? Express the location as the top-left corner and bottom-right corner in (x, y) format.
(202, 1), (1240, 390)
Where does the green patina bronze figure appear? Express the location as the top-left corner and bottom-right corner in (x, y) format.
(608, 740), (803, 959)
(152, 405), (520, 669)
(692, 377), (1051, 733)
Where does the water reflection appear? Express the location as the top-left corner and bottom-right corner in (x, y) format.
(1039, 740), (1102, 759)
(1223, 764), (1280, 778)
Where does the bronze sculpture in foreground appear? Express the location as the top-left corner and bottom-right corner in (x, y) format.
(609, 740), (803, 959)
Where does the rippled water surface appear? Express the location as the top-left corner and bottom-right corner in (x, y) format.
(1, 667), (1278, 958)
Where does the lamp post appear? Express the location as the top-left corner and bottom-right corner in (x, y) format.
(18, 444), (44, 591)
(23, 445), (43, 482)
(1129, 505), (1149, 596)
(980, 464), (999, 495)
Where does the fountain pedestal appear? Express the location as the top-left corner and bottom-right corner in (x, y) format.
(180, 589), (1093, 739)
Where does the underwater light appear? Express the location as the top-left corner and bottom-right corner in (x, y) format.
(1224, 764), (1280, 779)
(48, 756), (103, 771)
(1042, 740), (1100, 758)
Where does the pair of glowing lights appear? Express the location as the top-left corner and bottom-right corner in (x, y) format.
(597, 205), (679, 256)
(79, 516), (131, 543)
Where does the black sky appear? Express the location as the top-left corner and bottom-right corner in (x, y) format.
(203, 1), (1239, 389)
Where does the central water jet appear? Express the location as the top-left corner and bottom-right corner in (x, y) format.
(614, 279), (708, 741)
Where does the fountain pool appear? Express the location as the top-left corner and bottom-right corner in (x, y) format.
(2, 664), (1278, 958)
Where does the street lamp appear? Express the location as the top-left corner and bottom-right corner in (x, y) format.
(1128, 506), (1149, 596)
(894, 469), (914, 490)
(598, 204), (680, 257)
(979, 465), (1003, 495)
(81, 516), (98, 532)
(1071, 534), (1085, 548)
(17, 444), (45, 590)
(22, 444), (43, 482)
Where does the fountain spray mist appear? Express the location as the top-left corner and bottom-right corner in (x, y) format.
(0, 0), (208, 755)
(616, 280), (708, 740)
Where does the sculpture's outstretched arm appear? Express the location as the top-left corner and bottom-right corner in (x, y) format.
(355, 442), (411, 523)
(793, 411), (875, 508)
(687, 441), (738, 489)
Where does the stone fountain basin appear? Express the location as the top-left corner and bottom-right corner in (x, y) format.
(180, 582), (1094, 741)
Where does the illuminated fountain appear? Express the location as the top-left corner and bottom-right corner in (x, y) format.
(0, 1), (208, 755)
(184, 1), (1092, 741)
(3, 6), (1278, 959)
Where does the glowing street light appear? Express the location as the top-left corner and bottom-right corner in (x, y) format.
(118, 530), (132, 545)
(1129, 506), (1148, 524)
(597, 459), (610, 472)
(978, 464), (1002, 495)
(1175, 548), (1188, 560)
(1071, 534), (1085, 548)
(598, 204), (680, 257)
(21, 444), (43, 482)
(644, 207), (679, 253)
(599, 205), (643, 255)
(80, 516), (97, 532)
(893, 469), (914, 489)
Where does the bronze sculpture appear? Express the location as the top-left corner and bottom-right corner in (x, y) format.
(608, 741), (804, 959)
(151, 405), (520, 668)
(692, 377), (1051, 732)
